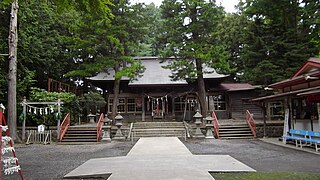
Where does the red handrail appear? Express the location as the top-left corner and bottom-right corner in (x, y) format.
(59, 113), (70, 142)
(212, 111), (220, 139)
(246, 110), (257, 138)
(96, 113), (104, 142)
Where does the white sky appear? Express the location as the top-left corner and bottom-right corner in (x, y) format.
(131, 0), (240, 13)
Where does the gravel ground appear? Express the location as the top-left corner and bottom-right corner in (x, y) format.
(182, 138), (320, 173)
(3, 138), (320, 179)
(3, 141), (136, 180)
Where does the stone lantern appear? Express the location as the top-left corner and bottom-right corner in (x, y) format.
(87, 113), (96, 123)
(205, 113), (214, 139)
(113, 113), (125, 140)
(101, 116), (112, 142)
(193, 110), (205, 138)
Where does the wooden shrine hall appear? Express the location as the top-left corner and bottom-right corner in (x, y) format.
(88, 57), (263, 122)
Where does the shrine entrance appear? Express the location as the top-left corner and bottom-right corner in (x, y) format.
(145, 95), (172, 121)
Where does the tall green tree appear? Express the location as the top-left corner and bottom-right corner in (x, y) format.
(241, 0), (319, 85)
(159, 0), (230, 115)
(216, 1), (248, 82)
(66, 0), (146, 120)
(0, 0), (112, 141)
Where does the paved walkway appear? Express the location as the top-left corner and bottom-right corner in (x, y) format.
(64, 137), (255, 180)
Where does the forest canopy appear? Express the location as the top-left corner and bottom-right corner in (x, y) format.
(0, 0), (319, 101)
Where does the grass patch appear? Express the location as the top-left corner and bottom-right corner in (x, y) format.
(211, 172), (320, 180)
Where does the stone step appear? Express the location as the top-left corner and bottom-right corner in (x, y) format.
(219, 130), (252, 134)
(134, 125), (184, 129)
(63, 136), (97, 139)
(68, 127), (96, 130)
(220, 136), (254, 139)
(219, 127), (251, 131)
(132, 133), (186, 138)
(132, 122), (186, 138)
(219, 133), (253, 137)
(134, 122), (184, 127)
(58, 141), (98, 145)
(61, 126), (97, 143)
(217, 122), (254, 139)
(133, 128), (185, 131)
(61, 138), (97, 142)
(219, 124), (249, 128)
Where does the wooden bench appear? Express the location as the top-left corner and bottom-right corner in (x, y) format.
(306, 131), (320, 152)
(283, 129), (320, 152)
(283, 129), (308, 148)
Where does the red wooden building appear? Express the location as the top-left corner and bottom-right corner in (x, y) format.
(252, 58), (320, 133)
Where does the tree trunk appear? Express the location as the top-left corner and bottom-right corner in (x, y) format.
(195, 59), (208, 116)
(111, 79), (120, 123)
(112, 64), (121, 123)
(8, 0), (19, 141)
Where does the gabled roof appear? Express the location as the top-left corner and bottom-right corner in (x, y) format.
(269, 58), (320, 89)
(220, 83), (255, 91)
(292, 58), (320, 78)
(88, 57), (228, 86)
(251, 86), (320, 102)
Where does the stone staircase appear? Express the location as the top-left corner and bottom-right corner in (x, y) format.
(60, 126), (97, 144)
(218, 123), (254, 139)
(131, 122), (186, 138)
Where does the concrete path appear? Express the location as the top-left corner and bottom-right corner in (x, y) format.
(64, 137), (255, 180)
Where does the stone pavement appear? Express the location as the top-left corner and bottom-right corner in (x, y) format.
(64, 137), (255, 180)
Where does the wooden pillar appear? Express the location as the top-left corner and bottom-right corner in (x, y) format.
(262, 102), (267, 138)
(7, 0), (19, 141)
(22, 97), (27, 141)
(142, 95), (145, 121)
(266, 102), (271, 121)
(57, 98), (61, 139)
(172, 95), (175, 119)
(282, 98), (290, 143)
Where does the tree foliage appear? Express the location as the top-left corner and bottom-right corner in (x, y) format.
(239, 0), (320, 85)
(158, 0), (230, 115)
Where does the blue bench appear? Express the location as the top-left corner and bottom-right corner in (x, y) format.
(283, 129), (308, 148)
(283, 129), (320, 152)
(307, 131), (320, 152)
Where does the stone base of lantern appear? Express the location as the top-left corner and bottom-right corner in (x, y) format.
(193, 127), (205, 138)
(101, 126), (111, 142)
(113, 128), (125, 140)
(205, 129), (215, 139)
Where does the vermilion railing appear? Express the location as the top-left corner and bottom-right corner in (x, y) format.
(96, 113), (104, 142)
(59, 113), (70, 142)
(246, 110), (257, 138)
(212, 111), (220, 139)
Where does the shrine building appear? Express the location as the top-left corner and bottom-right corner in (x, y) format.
(252, 57), (320, 132)
(88, 57), (263, 122)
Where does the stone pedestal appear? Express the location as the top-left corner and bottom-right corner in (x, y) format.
(205, 124), (214, 138)
(205, 113), (214, 139)
(113, 113), (125, 140)
(101, 125), (111, 142)
(88, 113), (96, 123)
(193, 110), (205, 138)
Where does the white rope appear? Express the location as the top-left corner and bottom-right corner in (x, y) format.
(2, 157), (18, 166)
(2, 147), (15, 155)
(2, 136), (12, 143)
(0, 125), (8, 132)
(4, 165), (21, 175)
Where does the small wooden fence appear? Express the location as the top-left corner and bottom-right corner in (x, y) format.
(26, 130), (52, 145)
